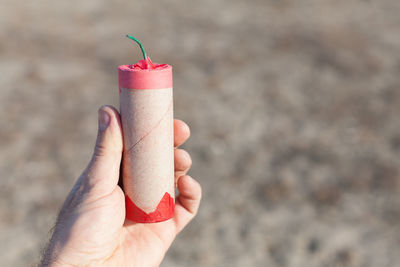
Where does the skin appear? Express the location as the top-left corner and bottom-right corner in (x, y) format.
(41, 105), (202, 267)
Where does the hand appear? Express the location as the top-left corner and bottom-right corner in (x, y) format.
(41, 105), (201, 267)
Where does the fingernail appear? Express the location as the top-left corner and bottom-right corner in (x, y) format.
(98, 108), (110, 131)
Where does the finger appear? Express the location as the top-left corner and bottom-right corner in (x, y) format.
(174, 149), (192, 183)
(173, 175), (202, 234)
(174, 119), (190, 148)
(83, 105), (123, 198)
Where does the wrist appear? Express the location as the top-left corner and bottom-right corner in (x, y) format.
(40, 244), (75, 267)
(40, 257), (74, 267)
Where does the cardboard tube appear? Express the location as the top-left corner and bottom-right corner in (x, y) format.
(119, 59), (174, 223)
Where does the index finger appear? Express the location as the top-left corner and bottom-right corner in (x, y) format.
(174, 119), (190, 147)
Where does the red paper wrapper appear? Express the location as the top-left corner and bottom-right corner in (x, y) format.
(119, 58), (174, 223)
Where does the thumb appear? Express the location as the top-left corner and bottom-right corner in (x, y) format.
(83, 105), (123, 197)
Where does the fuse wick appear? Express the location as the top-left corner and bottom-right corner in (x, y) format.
(126, 35), (147, 60)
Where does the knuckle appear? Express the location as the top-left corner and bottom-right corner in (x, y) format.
(94, 142), (108, 157)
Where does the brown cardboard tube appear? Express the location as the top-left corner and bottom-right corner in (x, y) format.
(119, 59), (174, 223)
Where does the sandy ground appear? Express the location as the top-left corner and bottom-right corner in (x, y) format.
(1, 1), (400, 266)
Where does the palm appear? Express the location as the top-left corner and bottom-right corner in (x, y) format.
(90, 186), (176, 266)
(67, 188), (167, 266)
(71, 177), (196, 266)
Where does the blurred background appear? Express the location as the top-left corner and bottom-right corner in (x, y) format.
(1, 0), (400, 266)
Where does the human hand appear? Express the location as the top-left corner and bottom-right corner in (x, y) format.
(41, 105), (201, 267)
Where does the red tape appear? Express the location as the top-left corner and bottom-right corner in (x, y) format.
(118, 60), (172, 90)
(126, 192), (174, 223)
